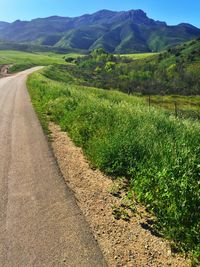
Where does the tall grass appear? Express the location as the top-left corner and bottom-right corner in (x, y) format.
(28, 71), (200, 261)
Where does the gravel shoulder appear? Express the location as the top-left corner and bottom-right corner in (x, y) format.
(49, 122), (191, 267)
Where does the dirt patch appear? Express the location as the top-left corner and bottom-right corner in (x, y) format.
(0, 64), (12, 77)
(49, 122), (190, 267)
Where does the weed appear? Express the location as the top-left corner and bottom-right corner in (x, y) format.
(112, 205), (131, 221)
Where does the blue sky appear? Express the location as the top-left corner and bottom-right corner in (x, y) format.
(1, 0), (200, 27)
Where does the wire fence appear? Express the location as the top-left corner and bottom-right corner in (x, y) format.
(146, 95), (200, 120)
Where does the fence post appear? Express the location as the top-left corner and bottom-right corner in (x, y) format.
(174, 101), (178, 118)
(148, 95), (151, 107)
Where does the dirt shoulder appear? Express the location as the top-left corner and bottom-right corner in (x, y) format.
(49, 122), (190, 267)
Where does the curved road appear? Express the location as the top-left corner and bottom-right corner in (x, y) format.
(0, 68), (107, 267)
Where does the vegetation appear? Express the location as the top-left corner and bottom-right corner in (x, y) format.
(28, 65), (200, 263)
(0, 50), (80, 72)
(64, 40), (200, 98)
(0, 9), (200, 53)
(120, 52), (158, 59)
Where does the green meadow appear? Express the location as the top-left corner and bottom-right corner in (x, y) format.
(120, 52), (158, 59)
(0, 50), (80, 72)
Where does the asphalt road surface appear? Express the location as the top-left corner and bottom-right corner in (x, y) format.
(0, 68), (107, 267)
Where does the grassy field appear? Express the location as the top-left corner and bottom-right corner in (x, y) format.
(120, 52), (158, 59)
(0, 50), (80, 72)
(28, 68), (200, 264)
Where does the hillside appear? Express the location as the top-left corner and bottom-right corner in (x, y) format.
(63, 38), (200, 97)
(0, 10), (200, 53)
(0, 40), (77, 54)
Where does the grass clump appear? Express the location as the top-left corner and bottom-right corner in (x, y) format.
(28, 69), (200, 262)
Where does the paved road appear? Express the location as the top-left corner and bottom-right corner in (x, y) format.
(0, 68), (107, 267)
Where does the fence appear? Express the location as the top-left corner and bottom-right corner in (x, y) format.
(146, 95), (200, 120)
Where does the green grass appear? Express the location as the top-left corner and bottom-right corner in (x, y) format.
(119, 52), (158, 59)
(0, 50), (81, 72)
(28, 68), (200, 264)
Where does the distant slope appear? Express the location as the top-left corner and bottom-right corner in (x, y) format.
(0, 10), (200, 53)
(0, 40), (84, 54)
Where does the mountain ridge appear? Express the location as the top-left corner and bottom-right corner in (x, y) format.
(0, 9), (200, 53)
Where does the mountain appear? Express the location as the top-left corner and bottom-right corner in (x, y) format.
(0, 10), (200, 53)
(0, 21), (9, 31)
